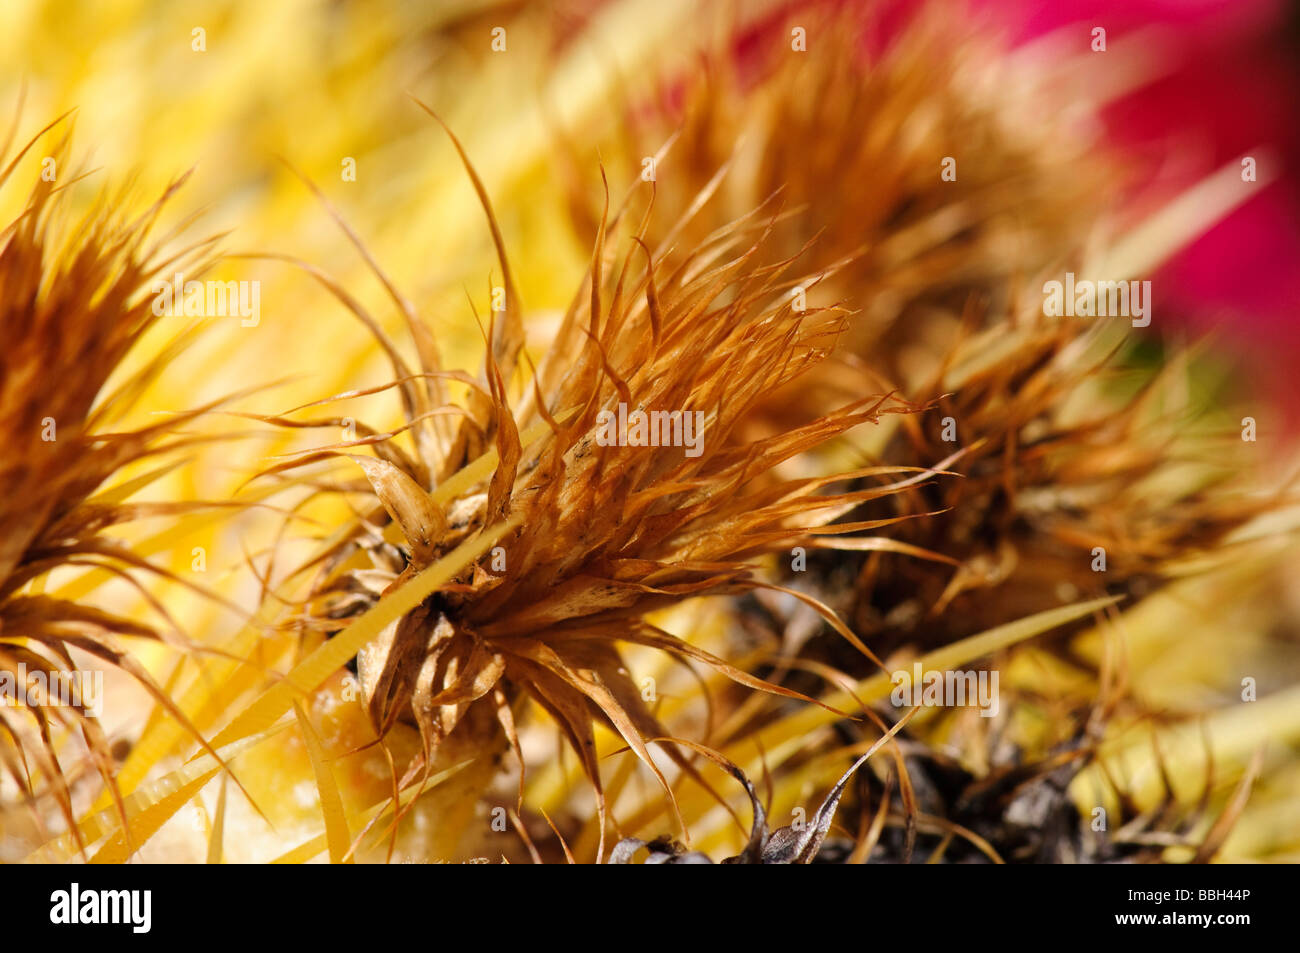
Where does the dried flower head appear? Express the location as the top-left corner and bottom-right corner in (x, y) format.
(253, 116), (961, 858)
(0, 119), (237, 856)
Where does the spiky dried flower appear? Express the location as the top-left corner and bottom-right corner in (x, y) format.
(780, 317), (1284, 674)
(251, 113), (970, 858)
(0, 119), (236, 855)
